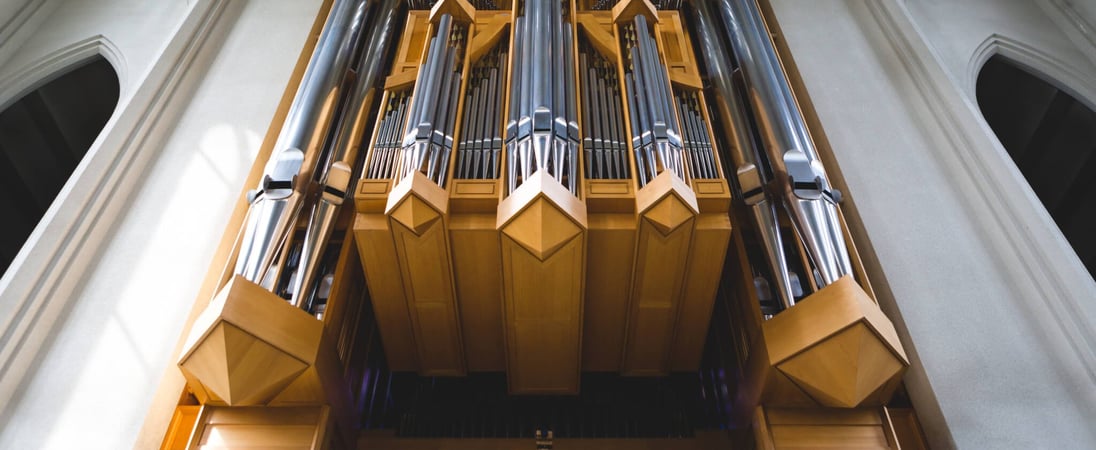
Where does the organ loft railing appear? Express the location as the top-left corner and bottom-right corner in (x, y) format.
(163, 0), (922, 448)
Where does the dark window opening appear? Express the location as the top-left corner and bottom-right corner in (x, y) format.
(977, 55), (1096, 278)
(0, 56), (119, 274)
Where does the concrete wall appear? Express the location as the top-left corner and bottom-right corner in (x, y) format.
(767, 0), (1096, 448)
(0, 0), (323, 448)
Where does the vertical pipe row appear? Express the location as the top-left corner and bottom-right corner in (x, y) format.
(673, 89), (716, 179)
(292, 0), (405, 311)
(234, 0), (374, 284)
(622, 14), (685, 186)
(505, 0), (580, 196)
(579, 42), (628, 179)
(457, 42), (509, 179)
(712, 0), (852, 287)
(396, 14), (466, 187)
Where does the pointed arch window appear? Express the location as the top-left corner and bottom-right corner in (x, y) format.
(976, 54), (1096, 278)
(0, 56), (119, 273)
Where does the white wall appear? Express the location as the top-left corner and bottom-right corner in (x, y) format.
(767, 0), (1096, 448)
(0, 0), (322, 448)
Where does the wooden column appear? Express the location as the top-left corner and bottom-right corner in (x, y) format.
(385, 172), (467, 376)
(498, 172), (588, 394)
(621, 171), (698, 375)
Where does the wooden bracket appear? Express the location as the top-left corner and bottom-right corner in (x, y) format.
(468, 11), (511, 64)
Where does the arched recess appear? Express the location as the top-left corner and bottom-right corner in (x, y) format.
(0, 54), (120, 273)
(974, 43), (1096, 278)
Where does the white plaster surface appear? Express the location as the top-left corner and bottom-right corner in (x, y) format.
(0, 0), (321, 448)
(768, 0), (1096, 448)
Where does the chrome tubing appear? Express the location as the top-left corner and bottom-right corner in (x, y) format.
(235, 0), (373, 284)
(713, 0), (853, 286)
(505, 0), (579, 196)
(457, 44), (508, 179)
(292, 0), (402, 310)
(623, 14), (685, 187)
(396, 13), (464, 187)
(688, 0), (794, 309)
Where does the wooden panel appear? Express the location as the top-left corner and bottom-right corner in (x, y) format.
(161, 405), (200, 450)
(582, 214), (635, 371)
(656, 11), (702, 89)
(391, 212), (466, 376)
(190, 406), (331, 450)
(585, 179), (635, 213)
(757, 407), (894, 450)
(770, 426), (888, 448)
(886, 407), (930, 450)
(451, 180), (500, 213)
(621, 209), (694, 375)
(501, 235), (584, 394)
(353, 213), (418, 371)
(393, 12), (431, 77)
(671, 213), (731, 371)
(449, 214), (506, 371)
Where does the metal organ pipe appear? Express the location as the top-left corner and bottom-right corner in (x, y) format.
(623, 14), (685, 186)
(505, 0), (579, 196)
(291, 0), (403, 310)
(396, 13), (465, 187)
(712, 0), (854, 287)
(687, 0), (795, 309)
(234, 0), (374, 285)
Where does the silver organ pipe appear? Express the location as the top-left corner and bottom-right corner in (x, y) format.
(456, 43), (507, 179)
(688, 0), (795, 309)
(396, 13), (466, 187)
(234, 0), (373, 284)
(505, 0), (580, 196)
(711, 0), (854, 288)
(622, 13), (685, 186)
(579, 41), (628, 180)
(291, 0), (404, 310)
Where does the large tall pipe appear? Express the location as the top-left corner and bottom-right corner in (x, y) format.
(712, 0), (853, 286)
(235, 0), (374, 284)
(687, 0), (795, 308)
(506, 0), (579, 195)
(292, 0), (403, 310)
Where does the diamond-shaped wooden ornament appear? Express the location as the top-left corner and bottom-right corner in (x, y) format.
(179, 276), (324, 406)
(390, 195), (442, 235)
(637, 170), (699, 235)
(762, 275), (908, 408)
(386, 170), (449, 235)
(502, 197), (582, 261)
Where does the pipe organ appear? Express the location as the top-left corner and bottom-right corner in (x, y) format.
(165, 0), (926, 448)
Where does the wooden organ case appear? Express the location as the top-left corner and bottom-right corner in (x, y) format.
(159, 0), (930, 449)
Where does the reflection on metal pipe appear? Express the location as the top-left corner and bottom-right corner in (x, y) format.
(457, 41), (508, 180)
(579, 41), (628, 180)
(235, 0), (373, 284)
(395, 14), (466, 187)
(292, 0), (404, 311)
(687, 0), (795, 309)
(622, 14), (685, 186)
(712, 0), (853, 287)
(506, 0), (580, 196)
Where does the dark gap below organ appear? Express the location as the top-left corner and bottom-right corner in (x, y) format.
(351, 285), (742, 439)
